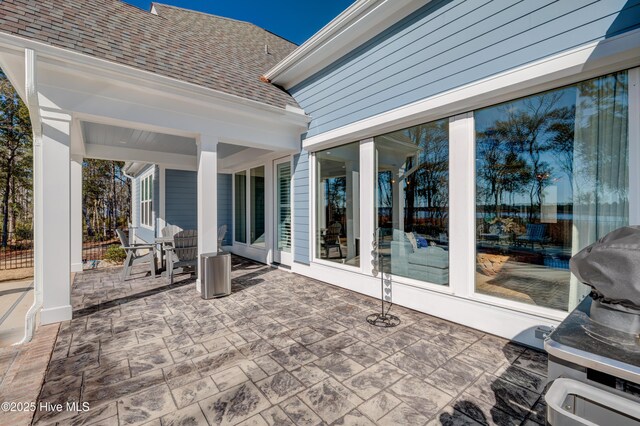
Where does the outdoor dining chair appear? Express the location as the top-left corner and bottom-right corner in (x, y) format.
(516, 223), (548, 249)
(116, 229), (157, 282)
(323, 222), (343, 259)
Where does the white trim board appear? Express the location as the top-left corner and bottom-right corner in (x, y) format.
(302, 28), (640, 151)
(629, 68), (640, 226)
(40, 305), (72, 325)
(159, 165), (166, 233)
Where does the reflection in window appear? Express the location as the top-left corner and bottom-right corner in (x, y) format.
(316, 142), (360, 267)
(475, 71), (629, 311)
(375, 119), (449, 285)
(250, 166), (265, 246)
(234, 171), (246, 243)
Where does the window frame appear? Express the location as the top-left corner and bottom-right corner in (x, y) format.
(306, 67), (639, 321)
(140, 171), (154, 230)
(231, 166), (267, 250)
(312, 142), (362, 269)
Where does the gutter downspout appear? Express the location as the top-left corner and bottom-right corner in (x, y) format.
(17, 48), (42, 345)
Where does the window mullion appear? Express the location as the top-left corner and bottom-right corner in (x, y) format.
(449, 112), (475, 298)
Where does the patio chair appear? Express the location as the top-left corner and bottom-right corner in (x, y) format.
(166, 230), (198, 284)
(217, 224), (227, 252)
(516, 223), (548, 249)
(323, 222), (343, 259)
(481, 223), (510, 245)
(116, 229), (157, 282)
(161, 224), (183, 238)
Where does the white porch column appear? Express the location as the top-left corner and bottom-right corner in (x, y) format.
(70, 155), (83, 272)
(196, 135), (218, 293)
(40, 113), (73, 324)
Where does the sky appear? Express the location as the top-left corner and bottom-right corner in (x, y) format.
(122, 0), (355, 45)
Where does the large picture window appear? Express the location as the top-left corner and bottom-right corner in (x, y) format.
(316, 142), (360, 267)
(375, 119), (449, 285)
(475, 71), (629, 311)
(140, 173), (153, 228)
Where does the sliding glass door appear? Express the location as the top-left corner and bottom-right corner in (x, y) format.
(233, 167), (265, 248)
(234, 171), (246, 244)
(250, 166), (266, 247)
(315, 142), (360, 267)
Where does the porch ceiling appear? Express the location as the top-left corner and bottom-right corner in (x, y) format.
(81, 122), (197, 157)
(80, 120), (277, 170)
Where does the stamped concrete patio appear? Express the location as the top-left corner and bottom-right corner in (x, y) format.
(34, 256), (548, 426)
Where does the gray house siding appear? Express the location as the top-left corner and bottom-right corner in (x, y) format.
(218, 173), (232, 246)
(164, 170), (232, 245)
(290, 0), (640, 137)
(165, 169), (197, 231)
(293, 150), (310, 264)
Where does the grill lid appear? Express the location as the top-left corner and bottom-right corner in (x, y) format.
(571, 226), (640, 314)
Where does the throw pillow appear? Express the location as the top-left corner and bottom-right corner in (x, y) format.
(405, 232), (418, 252)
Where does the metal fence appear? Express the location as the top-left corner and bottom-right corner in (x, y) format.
(0, 231), (34, 270)
(0, 231), (122, 271)
(82, 237), (120, 269)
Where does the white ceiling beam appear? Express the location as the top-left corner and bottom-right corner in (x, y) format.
(70, 117), (85, 157)
(218, 147), (297, 173)
(84, 143), (197, 170)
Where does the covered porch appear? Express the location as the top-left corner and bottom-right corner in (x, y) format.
(32, 256), (547, 426)
(0, 41), (309, 330)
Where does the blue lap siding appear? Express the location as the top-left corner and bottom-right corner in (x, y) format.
(290, 0), (640, 138)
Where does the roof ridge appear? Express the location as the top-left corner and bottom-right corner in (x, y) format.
(151, 2), (297, 46)
(116, 0), (158, 14)
(151, 2), (248, 25)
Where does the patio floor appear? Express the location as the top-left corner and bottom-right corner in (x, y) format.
(34, 256), (548, 426)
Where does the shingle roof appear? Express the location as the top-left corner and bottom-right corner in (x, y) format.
(0, 1), (299, 109)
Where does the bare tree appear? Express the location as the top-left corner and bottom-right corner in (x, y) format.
(0, 69), (32, 247)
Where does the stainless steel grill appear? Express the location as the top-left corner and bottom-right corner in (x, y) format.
(545, 296), (640, 425)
